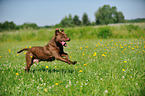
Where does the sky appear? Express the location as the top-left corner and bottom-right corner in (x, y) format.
(0, 0), (145, 26)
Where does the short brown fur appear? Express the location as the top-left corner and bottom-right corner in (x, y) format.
(17, 28), (77, 72)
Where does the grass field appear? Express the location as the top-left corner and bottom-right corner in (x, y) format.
(0, 37), (144, 95)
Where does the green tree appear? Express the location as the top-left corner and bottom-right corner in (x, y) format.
(73, 15), (81, 26)
(60, 14), (73, 27)
(95, 5), (124, 25)
(22, 23), (38, 29)
(82, 13), (90, 26)
(1, 21), (16, 30)
(117, 11), (124, 23)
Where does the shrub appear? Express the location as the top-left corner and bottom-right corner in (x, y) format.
(97, 26), (112, 38)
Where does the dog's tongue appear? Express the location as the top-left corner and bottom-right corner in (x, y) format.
(61, 41), (67, 47)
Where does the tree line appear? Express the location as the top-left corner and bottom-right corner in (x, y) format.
(0, 5), (144, 31)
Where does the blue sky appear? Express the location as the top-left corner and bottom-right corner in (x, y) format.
(0, 0), (145, 26)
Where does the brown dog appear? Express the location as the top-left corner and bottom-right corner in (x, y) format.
(17, 28), (77, 72)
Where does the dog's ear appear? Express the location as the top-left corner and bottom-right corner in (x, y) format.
(55, 28), (59, 36)
(60, 28), (64, 32)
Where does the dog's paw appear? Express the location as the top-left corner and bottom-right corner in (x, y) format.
(72, 61), (77, 65)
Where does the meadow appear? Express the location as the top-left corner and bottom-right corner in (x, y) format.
(0, 23), (145, 95)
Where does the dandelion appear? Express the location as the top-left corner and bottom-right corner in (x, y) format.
(79, 70), (82, 73)
(102, 54), (105, 57)
(17, 54), (19, 56)
(80, 47), (82, 50)
(122, 69), (125, 71)
(55, 83), (58, 85)
(132, 48), (134, 50)
(24, 52), (26, 54)
(8, 49), (11, 53)
(54, 66), (57, 68)
(93, 52), (97, 56)
(29, 46), (31, 48)
(30, 56), (33, 58)
(120, 46), (123, 48)
(0, 56), (2, 58)
(69, 56), (71, 58)
(46, 66), (48, 68)
(84, 64), (87, 66)
(44, 88), (47, 92)
(83, 52), (85, 56)
(16, 73), (19, 75)
(86, 46), (88, 48)
(95, 44), (98, 47)
(124, 61), (127, 63)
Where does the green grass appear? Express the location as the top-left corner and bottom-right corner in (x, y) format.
(0, 38), (144, 95)
(0, 23), (145, 42)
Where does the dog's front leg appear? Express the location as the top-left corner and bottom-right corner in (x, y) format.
(61, 53), (77, 64)
(52, 51), (77, 65)
(61, 53), (69, 59)
(56, 55), (77, 65)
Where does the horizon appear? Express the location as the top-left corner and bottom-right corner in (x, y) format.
(0, 0), (145, 26)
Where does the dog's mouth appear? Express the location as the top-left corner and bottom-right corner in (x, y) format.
(60, 41), (67, 47)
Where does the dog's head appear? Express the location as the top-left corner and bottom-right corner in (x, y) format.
(55, 28), (70, 47)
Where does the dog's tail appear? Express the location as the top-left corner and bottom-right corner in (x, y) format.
(17, 48), (29, 53)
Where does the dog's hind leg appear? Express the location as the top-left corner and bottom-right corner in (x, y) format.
(25, 52), (33, 72)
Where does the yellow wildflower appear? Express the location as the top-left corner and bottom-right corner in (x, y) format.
(29, 46), (31, 48)
(80, 47), (82, 50)
(122, 69), (125, 71)
(102, 54), (105, 57)
(86, 46), (88, 48)
(79, 70), (82, 72)
(84, 64), (87, 66)
(0, 56), (1, 58)
(16, 73), (19, 75)
(55, 83), (58, 85)
(54, 66), (57, 68)
(93, 52), (97, 56)
(120, 46), (123, 48)
(96, 44), (98, 47)
(46, 66), (48, 68)
(44, 88), (48, 92)
(17, 54), (19, 56)
(124, 61), (127, 63)
(8, 49), (11, 53)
